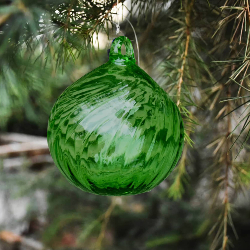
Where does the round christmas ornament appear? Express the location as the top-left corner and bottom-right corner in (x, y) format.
(47, 36), (184, 196)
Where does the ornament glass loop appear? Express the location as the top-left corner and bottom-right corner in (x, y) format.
(108, 36), (136, 65)
(47, 36), (184, 196)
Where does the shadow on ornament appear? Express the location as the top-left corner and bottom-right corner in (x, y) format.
(47, 36), (184, 196)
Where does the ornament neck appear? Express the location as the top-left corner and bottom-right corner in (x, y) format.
(108, 36), (136, 66)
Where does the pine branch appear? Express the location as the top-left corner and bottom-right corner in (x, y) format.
(176, 0), (194, 107)
(216, 0), (250, 156)
(88, 0), (122, 36)
(222, 87), (232, 250)
(0, 13), (11, 26)
(168, 136), (189, 199)
(166, 0), (198, 199)
(95, 197), (117, 250)
(207, 81), (235, 250)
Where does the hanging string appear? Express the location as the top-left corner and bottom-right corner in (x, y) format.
(125, 17), (140, 67)
(110, 1), (140, 66)
(116, 0), (120, 34)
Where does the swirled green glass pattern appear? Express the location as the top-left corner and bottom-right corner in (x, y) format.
(47, 36), (184, 196)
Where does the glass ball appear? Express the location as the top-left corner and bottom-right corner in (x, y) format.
(47, 36), (184, 196)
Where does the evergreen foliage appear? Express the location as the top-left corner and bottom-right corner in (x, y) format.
(1, 0), (250, 250)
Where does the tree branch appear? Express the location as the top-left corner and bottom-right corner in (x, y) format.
(95, 197), (117, 250)
(176, 0), (194, 107)
(89, 0), (123, 35)
(222, 87), (232, 250)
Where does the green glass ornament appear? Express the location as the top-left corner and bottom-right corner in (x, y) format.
(47, 36), (184, 196)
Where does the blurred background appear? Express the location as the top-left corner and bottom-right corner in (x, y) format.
(1, 0), (250, 249)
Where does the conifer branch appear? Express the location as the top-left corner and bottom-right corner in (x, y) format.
(222, 87), (232, 250)
(95, 197), (117, 250)
(176, 0), (194, 107)
(0, 13), (11, 26)
(166, 0), (200, 199)
(168, 132), (189, 199)
(89, 0), (122, 35)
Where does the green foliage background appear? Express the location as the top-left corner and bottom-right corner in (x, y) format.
(1, 0), (250, 250)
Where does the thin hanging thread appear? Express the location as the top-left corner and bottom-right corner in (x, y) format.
(116, 0), (120, 34)
(113, 1), (140, 66)
(126, 17), (140, 67)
